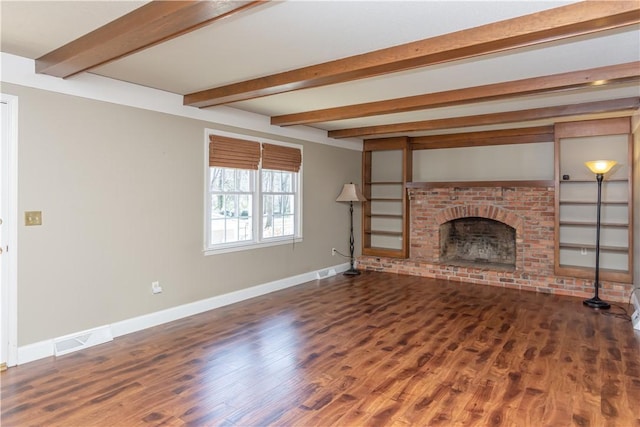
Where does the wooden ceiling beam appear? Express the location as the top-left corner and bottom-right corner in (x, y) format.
(328, 97), (640, 139)
(184, 1), (640, 108)
(272, 62), (640, 126)
(36, 0), (263, 78)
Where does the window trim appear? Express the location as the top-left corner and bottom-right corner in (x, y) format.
(203, 129), (303, 255)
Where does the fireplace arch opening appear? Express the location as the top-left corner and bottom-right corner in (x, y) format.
(439, 217), (516, 270)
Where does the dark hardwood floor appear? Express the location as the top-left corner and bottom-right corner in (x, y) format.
(1, 272), (639, 426)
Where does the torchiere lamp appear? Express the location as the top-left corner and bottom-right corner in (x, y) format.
(583, 159), (617, 310)
(336, 183), (366, 276)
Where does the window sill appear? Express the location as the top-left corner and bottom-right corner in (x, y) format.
(204, 237), (303, 256)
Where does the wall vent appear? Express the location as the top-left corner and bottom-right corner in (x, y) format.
(53, 325), (113, 356)
(316, 268), (337, 279)
(632, 289), (640, 331)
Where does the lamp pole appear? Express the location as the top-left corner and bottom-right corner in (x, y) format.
(344, 200), (359, 275)
(336, 183), (366, 276)
(583, 160), (616, 310)
(583, 173), (610, 309)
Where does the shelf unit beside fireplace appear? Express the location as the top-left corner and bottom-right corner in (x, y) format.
(555, 118), (633, 283)
(558, 179), (630, 274)
(366, 188), (404, 239)
(362, 138), (411, 258)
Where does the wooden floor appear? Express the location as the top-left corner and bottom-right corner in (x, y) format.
(2, 272), (639, 426)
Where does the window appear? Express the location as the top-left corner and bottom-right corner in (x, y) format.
(210, 167), (254, 245)
(262, 169), (296, 239)
(205, 131), (302, 254)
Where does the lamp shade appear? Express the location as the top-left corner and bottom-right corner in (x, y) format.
(336, 183), (366, 202)
(585, 160), (617, 175)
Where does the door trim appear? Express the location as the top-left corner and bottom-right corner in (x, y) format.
(1, 93), (18, 367)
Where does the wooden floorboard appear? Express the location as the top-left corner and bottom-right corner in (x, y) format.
(1, 272), (639, 426)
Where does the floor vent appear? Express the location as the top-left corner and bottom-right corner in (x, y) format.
(53, 325), (113, 356)
(316, 268), (337, 279)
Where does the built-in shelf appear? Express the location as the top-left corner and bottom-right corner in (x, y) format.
(560, 179), (628, 183)
(559, 200), (628, 205)
(365, 230), (403, 236)
(365, 181), (403, 185)
(406, 180), (554, 189)
(558, 264), (629, 275)
(560, 221), (628, 228)
(363, 138), (411, 258)
(554, 118), (633, 283)
(559, 243), (629, 253)
(362, 247), (406, 258)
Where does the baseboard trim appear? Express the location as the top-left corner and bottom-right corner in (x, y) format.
(110, 262), (349, 337)
(17, 340), (53, 365)
(17, 263), (349, 365)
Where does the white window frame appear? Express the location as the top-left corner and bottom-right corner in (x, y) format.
(204, 129), (303, 255)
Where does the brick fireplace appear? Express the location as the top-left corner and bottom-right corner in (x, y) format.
(439, 217), (516, 269)
(358, 184), (630, 303)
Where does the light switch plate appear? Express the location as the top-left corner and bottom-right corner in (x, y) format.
(25, 211), (42, 226)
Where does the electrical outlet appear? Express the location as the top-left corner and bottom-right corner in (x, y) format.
(151, 281), (162, 294)
(331, 248), (337, 256)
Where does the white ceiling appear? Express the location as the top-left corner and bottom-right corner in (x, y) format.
(1, 0), (639, 140)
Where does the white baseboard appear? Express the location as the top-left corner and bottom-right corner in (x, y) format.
(17, 341), (53, 365)
(17, 262), (349, 365)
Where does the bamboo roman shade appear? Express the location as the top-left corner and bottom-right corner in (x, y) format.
(261, 143), (302, 172)
(209, 135), (261, 170)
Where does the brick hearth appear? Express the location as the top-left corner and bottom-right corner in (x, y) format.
(358, 185), (631, 303)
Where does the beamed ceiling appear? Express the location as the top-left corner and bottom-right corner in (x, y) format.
(1, 0), (639, 144)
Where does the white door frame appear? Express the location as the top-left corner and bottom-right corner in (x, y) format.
(1, 93), (18, 367)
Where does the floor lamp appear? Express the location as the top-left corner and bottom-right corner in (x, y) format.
(583, 160), (617, 310)
(336, 183), (366, 276)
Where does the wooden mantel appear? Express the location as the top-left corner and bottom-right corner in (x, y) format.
(406, 180), (555, 189)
